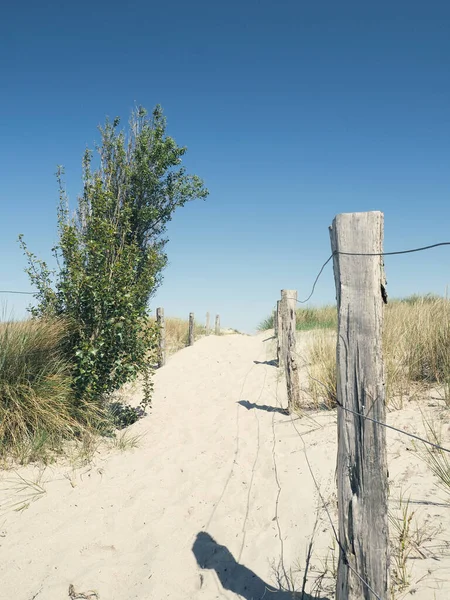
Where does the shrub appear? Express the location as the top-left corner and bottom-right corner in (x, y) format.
(20, 105), (208, 407)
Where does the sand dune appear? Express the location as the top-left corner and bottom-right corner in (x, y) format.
(0, 332), (449, 599)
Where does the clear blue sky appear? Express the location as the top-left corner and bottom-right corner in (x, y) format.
(1, 1), (450, 332)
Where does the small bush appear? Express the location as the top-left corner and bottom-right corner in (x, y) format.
(20, 105), (208, 408)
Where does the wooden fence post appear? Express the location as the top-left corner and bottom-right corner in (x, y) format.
(276, 300), (282, 365)
(156, 307), (166, 367)
(273, 308), (278, 337)
(205, 312), (210, 335)
(330, 211), (389, 600)
(188, 312), (195, 346)
(280, 290), (300, 412)
(215, 315), (220, 335)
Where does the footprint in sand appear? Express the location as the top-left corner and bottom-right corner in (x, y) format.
(79, 543), (117, 558)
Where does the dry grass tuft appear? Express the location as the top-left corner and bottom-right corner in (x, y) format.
(152, 316), (207, 356)
(259, 305), (337, 332)
(0, 318), (105, 466)
(0, 318), (75, 463)
(112, 430), (143, 451)
(304, 296), (450, 410)
(307, 331), (337, 409)
(414, 413), (450, 499)
(296, 305), (337, 331)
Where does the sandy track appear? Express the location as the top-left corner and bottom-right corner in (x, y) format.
(0, 332), (449, 599)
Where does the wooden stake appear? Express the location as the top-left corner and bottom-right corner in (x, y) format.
(156, 307), (166, 367)
(215, 314), (220, 335)
(276, 300), (281, 365)
(273, 308), (278, 337)
(280, 290), (300, 412)
(188, 312), (195, 346)
(330, 211), (389, 600)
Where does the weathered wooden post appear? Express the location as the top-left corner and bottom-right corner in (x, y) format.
(215, 314), (220, 335)
(205, 312), (210, 335)
(330, 211), (389, 600)
(188, 312), (195, 346)
(276, 300), (282, 365)
(280, 290), (301, 412)
(273, 308), (278, 337)
(156, 307), (166, 367)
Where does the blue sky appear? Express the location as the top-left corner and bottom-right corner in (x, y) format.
(1, 1), (450, 332)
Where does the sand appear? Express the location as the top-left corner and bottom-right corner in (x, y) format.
(0, 331), (449, 599)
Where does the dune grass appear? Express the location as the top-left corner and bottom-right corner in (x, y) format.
(264, 295), (450, 410)
(0, 317), (106, 466)
(258, 305), (337, 332)
(296, 305), (337, 331)
(0, 312), (213, 466)
(152, 316), (208, 356)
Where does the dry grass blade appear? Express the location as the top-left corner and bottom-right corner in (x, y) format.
(0, 469), (47, 514)
(112, 430), (143, 451)
(306, 331), (337, 409)
(415, 414), (450, 499)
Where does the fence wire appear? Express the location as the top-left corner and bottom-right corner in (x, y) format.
(295, 240), (450, 304)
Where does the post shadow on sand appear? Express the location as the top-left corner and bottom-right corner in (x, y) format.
(192, 532), (330, 600)
(253, 359), (278, 367)
(238, 400), (289, 416)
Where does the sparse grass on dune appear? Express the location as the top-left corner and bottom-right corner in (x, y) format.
(307, 330), (337, 409)
(258, 314), (275, 331)
(415, 414), (450, 500)
(0, 318), (104, 466)
(296, 305), (337, 331)
(151, 316), (208, 356)
(258, 305), (337, 332)
(265, 295), (450, 410)
(388, 296), (450, 392)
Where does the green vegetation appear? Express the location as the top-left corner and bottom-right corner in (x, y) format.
(298, 295), (450, 409)
(261, 295), (450, 410)
(0, 318), (102, 464)
(4, 105), (207, 464)
(295, 305), (337, 331)
(258, 305), (337, 332)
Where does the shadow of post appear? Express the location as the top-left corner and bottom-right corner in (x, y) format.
(192, 532), (331, 600)
(238, 400), (289, 415)
(253, 359), (279, 367)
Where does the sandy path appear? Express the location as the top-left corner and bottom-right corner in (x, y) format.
(1, 332), (449, 599)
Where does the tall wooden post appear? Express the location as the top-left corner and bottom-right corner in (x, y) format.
(188, 312), (195, 346)
(205, 312), (210, 335)
(280, 290), (300, 412)
(156, 307), (166, 367)
(215, 315), (220, 335)
(330, 211), (389, 600)
(276, 300), (282, 365)
(273, 308), (278, 337)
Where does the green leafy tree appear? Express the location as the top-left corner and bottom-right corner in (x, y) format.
(20, 105), (208, 406)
